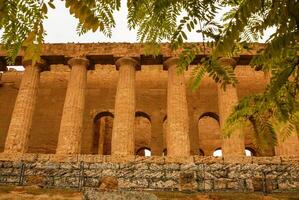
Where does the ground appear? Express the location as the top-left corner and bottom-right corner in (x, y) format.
(0, 186), (299, 200)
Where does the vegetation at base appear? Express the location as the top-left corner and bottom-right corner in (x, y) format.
(0, 0), (298, 150)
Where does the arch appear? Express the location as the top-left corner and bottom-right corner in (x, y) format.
(199, 112), (219, 123)
(162, 148), (167, 156)
(245, 147), (256, 156)
(135, 111), (151, 122)
(93, 111), (114, 124)
(198, 113), (221, 156)
(136, 147), (151, 156)
(213, 148), (222, 157)
(162, 118), (167, 151)
(163, 115), (167, 122)
(93, 111), (114, 155)
(198, 149), (205, 156)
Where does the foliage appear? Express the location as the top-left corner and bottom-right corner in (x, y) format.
(0, 0), (49, 65)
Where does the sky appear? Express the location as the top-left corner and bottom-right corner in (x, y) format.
(1, 0), (274, 43)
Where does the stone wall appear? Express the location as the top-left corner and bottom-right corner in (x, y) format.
(0, 154), (298, 193)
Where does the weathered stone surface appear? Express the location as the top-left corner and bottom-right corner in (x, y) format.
(218, 58), (245, 157)
(99, 176), (118, 191)
(56, 57), (88, 154)
(111, 57), (137, 156)
(0, 158), (298, 192)
(194, 156), (223, 164)
(165, 58), (190, 157)
(252, 157), (281, 164)
(4, 63), (42, 154)
(179, 171), (197, 192)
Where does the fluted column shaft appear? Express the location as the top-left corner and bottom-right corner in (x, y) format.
(165, 58), (190, 157)
(4, 61), (43, 153)
(218, 58), (244, 156)
(111, 57), (138, 155)
(56, 57), (89, 154)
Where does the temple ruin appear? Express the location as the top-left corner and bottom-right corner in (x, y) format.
(0, 43), (298, 193)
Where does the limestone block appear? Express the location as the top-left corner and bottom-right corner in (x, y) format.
(149, 163), (164, 171)
(194, 156), (223, 164)
(165, 156), (194, 164)
(213, 178), (228, 190)
(252, 157), (281, 164)
(104, 155), (135, 163)
(99, 176), (118, 191)
(223, 156), (252, 164)
(77, 154), (104, 163)
(135, 156), (165, 164)
(179, 171), (197, 192)
(118, 178), (149, 189)
(50, 154), (78, 163)
(149, 179), (178, 189)
(134, 169), (164, 179)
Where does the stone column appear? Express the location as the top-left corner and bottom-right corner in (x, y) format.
(218, 58), (245, 156)
(164, 57), (190, 157)
(56, 57), (89, 154)
(4, 60), (44, 153)
(111, 57), (138, 155)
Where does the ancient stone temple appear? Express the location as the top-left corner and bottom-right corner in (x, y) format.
(0, 43), (298, 194)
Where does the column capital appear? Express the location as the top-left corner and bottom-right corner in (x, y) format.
(22, 59), (46, 70)
(115, 57), (140, 70)
(163, 57), (179, 70)
(218, 57), (237, 67)
(67, 57), (89, 68)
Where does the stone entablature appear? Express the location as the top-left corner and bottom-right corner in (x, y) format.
(0, 154), (298, 192)
(0, 43), (264, 68)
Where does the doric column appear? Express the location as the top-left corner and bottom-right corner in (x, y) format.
(56, 57), (89, 154)
(4, 60), (44, 153)
(164, 57), (190, 157)
(111, 57), (138, 155)
(218, 57), (245, 156)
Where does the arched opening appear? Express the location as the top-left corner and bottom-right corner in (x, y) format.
(162, 116), (167, 152)
(162, 148), (167, 156)
(245, 147), (256, 156)
(198, 112), (221, 156)
(213, 148), (222, 157)
(198, 149), (205, 156)
(136, 147), (151, 156)
(135, 111), (151, 154)
(93, 112), (114, 155)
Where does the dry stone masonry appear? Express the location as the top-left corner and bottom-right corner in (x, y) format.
(0, 155), (298, 192)
(0, 43), (298, 192)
